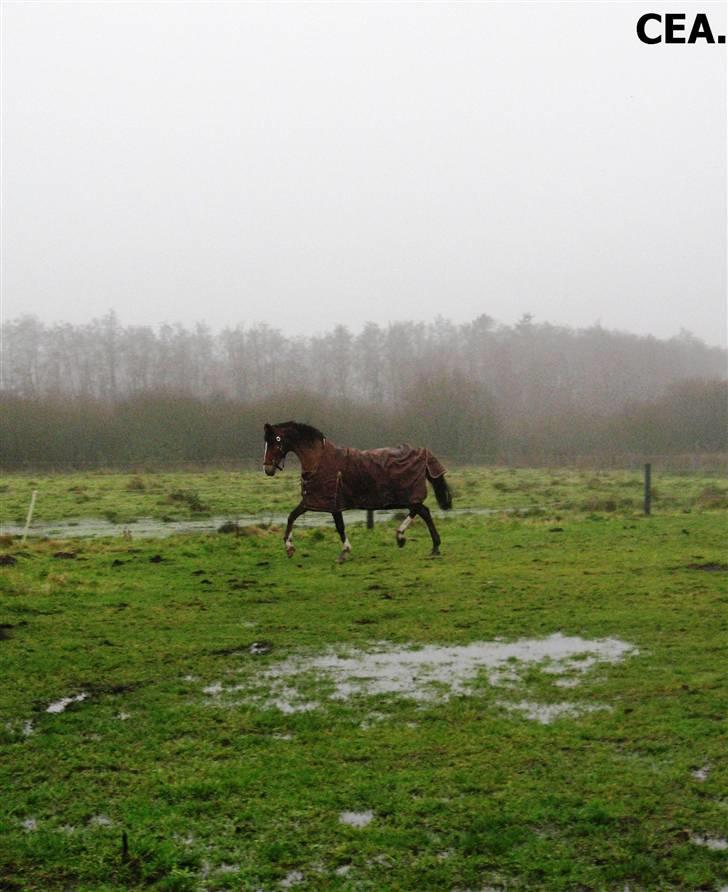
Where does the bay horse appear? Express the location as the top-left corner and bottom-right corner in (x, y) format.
(263, 421), (452, 562)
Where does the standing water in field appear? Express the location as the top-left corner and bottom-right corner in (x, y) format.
(1, 507), (510, 540)
(200, 633), (639, 722)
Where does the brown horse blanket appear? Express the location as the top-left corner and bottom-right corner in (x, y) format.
(300, 441), (446, 512)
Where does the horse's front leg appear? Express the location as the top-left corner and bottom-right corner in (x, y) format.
(415, 504), (442, 556)
(332, 511), (351, 563)
(396, 508), (417, 548)
(284, 502), (307, 558)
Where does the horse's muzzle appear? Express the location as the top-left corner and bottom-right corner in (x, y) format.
(264, 464), (276, 476)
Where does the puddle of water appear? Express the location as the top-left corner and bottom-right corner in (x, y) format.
(46, 693), (88, 714)
(3, 506), (523, 541)
(691, 834), (727, 851)
(209, 634), (638, 717)
(366, 854), (391, 867)
(360, 711), (387, 729)
(217, 864), (240, 875)
(249, 641), (272, 655)
(553, 677), (582, 689)
(340, 810), (374, 828)
(7, 719), (35, 738)
(500, 700), (609, 724)
(270, 696), (318, 715)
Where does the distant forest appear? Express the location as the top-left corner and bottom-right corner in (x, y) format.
(1, 313), (726, 468)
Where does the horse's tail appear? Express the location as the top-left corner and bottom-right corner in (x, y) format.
(427, 470), (453, 511)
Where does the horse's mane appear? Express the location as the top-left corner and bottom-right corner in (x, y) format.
(276, 421), (326, 445)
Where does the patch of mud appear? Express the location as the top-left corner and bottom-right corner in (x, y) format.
(46, 692), (88, 713)
(203, 634), (638, 719)
(340, 810), (374, 828)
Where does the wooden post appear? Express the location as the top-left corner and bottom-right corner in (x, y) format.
(366, 510), (374, 530)
(21, 490), (38, 543)
(644, 463), (651, 516)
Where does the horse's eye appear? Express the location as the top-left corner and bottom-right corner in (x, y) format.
(276, 436), (281, 442)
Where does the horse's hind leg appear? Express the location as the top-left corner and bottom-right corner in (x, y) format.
(414, 504), (441, 556)
(396, 509), (417, 548)
(332, 511), (351, 563)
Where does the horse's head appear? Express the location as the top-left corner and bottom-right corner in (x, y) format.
(263, 421), (326, 475)
(263, 423), (288, 476)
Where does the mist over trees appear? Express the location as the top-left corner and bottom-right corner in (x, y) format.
(1, 313), (725, 467)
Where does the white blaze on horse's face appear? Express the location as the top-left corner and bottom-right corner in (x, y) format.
(264, 430), (284, 476)
(264, 441), (275, 475)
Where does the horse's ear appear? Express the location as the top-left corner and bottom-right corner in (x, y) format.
(264, 423), (272, 434)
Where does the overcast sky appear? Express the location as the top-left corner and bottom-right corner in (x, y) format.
(2, 1), (726, 346)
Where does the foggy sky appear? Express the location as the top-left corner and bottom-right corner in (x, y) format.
(2, 1), (726, 346)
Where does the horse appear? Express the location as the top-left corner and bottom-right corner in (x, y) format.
(263, 421), (452, 562)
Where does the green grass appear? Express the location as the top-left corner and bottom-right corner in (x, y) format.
(1, 466), (727, 525)
(0, 470), (727, 890)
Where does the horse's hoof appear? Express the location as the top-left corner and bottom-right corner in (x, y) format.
(428, 548), (441, 558)
(337, 552), (348, 564)
(396, 534), (406, 548)
(286, 546), (295, 558)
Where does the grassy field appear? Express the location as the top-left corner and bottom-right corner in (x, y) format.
(1, 468), (727, 890)
(1, 465), (727, 526)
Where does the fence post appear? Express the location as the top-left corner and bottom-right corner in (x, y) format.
(366, 510), (374, 530)
(643, 463), (651, 516)
(21, 490), (38, 543)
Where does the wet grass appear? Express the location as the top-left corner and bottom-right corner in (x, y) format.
(1, 466), (727, 526)
(0, 475), (727, 890)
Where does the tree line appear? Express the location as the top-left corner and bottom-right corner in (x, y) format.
(1, 313), (725, 467)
